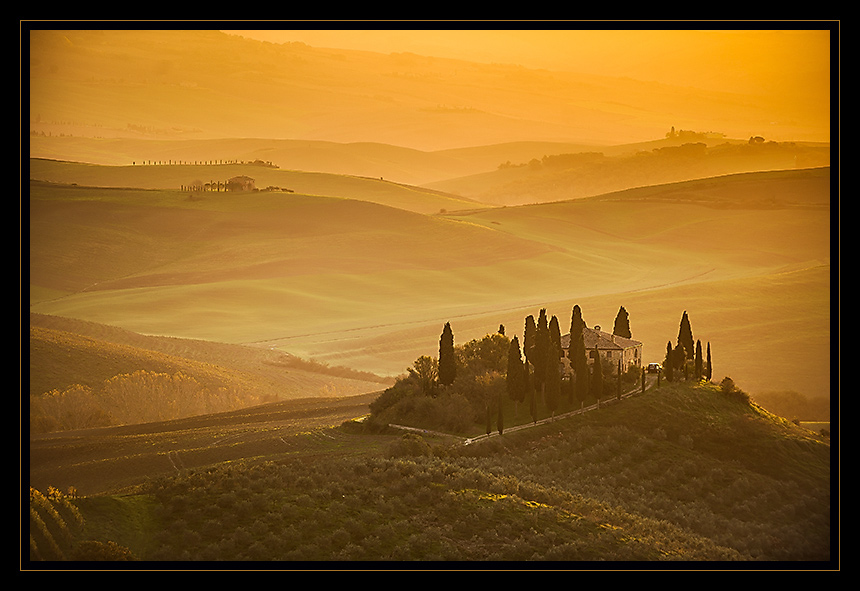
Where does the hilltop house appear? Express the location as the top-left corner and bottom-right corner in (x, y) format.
(560, 326), (643, 376)
(227, 175), (256, 191)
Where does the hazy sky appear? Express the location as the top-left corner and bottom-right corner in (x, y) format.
(226, 27), (832, 97)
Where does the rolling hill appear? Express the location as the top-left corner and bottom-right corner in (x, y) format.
(427, 138), (831, 206)
(29, 312), (390, 404)
(28, 164), (831, 405)
(28, 378), (832, 563)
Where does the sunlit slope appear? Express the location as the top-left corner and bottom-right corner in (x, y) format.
(29, 136), (600, 187)
(28, 179), (554, 341)
(288, 168), (830, 399)
(427, 141), (831, 206)
(28, 158), (481, 215)
(29, 313), (388, 401)
(30, 167), (830, 404)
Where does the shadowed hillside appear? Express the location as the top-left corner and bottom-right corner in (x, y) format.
(28, 379), (831, 563)
(29, 312), (390, 435)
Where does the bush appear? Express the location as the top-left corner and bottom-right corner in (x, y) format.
(387, 433), (432, 458)
(719, 377), (750, 403)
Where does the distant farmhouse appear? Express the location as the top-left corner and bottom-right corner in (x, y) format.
(183, 176), (256, 192)
(227, 175), (256, 191)
(560, 326), (643, 376)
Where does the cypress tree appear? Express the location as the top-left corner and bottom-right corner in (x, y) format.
(544, 352), (561, 418)
(677, 311), (694, 361)
(568, 305), (586, 361)
(574, 330), (589, 405)
(438, 322), (456, 386)
(613, 306), (632, 339)
(695, 340), (703, 380)
(524, 315), (537, 368)
(706, 342), (713, 381)
(590, 346), (603, 400)
(506, 336), (526, 415)
(664, 341), (674, 382)
(524, 359), (536, 422)
(533, 309), (550, 394)
(528, 365), (537, 424)
(549, 315), (563, 359)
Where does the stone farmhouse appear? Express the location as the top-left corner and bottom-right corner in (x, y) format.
(559, 325), (643, 376)
(227, 175), (256, 191)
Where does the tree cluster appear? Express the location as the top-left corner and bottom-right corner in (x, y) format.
(371, 304), (639, 435)
(662, 311), (712, 384)
(30, 370), (273, 433)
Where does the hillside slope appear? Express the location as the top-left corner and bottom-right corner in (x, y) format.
(428, 140), (830, 206)
(28, 380), (832, 563)
(29, 313), (388, 405)
(28, 167), (831, 404)
(28, 158), (483, 215)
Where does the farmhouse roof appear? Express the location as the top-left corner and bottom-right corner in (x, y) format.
(560, 326), (642, 351)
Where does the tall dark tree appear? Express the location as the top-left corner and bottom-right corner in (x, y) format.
(664, 341), (674, 382)
(526, 361), (537, 424)
(544, 352), (561, 417)
(574, 330), (589, 405)
(532, 309), (551, 394)
(612, 306), (632, 339)
(524, 315), (537, 368)
(570, 305), (586, 335)
(706, 342), (713, 381)
(568, 305), (586, 354)
(438, 322), (456, 386)
(677, 311), (695, 361)
(506, 336), (526, 414)
(549, 315), (563, 359)
(590, 346), (603, 400)
(695, 340), (703, 380)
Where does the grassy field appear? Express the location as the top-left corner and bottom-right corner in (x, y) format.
(28, 163), (831, 406)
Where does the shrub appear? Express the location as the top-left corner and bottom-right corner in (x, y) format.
(719, 377), (750, 403)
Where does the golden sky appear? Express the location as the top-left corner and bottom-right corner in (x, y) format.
(225, 28), (832, 143)
(227, 28), (830, 94)
(28, 27), (833, 147)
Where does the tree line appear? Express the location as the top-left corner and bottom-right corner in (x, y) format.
(661, 310), (712, 384)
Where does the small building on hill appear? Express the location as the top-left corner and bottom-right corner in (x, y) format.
(560, 326), (643, 376)
(227, 175), (256, 191)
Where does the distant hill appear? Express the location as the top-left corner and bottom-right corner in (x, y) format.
(427, 140), (831, 206)
(28, 29), (827, 153)
(27, 158), (484, 215)
(28, 136), (605, 187)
